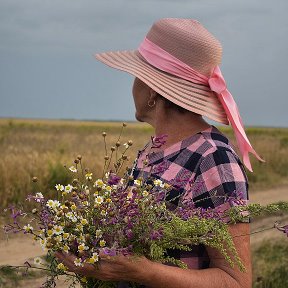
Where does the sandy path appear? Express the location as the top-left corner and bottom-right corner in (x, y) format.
(0, 185), (287, 287)
(249, 185), (288, 205)
(0, 234), (44, 266)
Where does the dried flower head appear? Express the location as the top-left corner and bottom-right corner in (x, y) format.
(111, 146), (116, 152)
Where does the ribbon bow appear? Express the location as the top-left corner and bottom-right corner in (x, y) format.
(208, 67), (265, 172)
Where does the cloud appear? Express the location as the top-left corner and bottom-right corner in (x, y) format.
(0, 0), (287, 126)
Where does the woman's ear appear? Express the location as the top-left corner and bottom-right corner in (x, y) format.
(149, 89), (158, 101)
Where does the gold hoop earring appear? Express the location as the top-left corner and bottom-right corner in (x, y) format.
(148, 99), (156, 108)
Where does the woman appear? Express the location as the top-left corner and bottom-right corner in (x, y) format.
(56, 18), (264, 287)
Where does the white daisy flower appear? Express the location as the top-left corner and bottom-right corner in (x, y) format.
(71, 216), (78, 223)
(64, 184), (73, 193)
(91, 252), (99, 262)
(95, 229), (102, 238)
(35, 192), (44, 202)
(55, 184), (64, 191)
(93, 179), (104, 187)
(99, 239), (106, 247)
(95, 196), (104, 205)
(69, 166), (77, 173)
(65, 212), (73, 218)
(153, 179), (164, 187)
(134, 179), (142, 187)
(74, 258), (83, 267)
(46, 199), (61, 210)
(78, 243), (89, 252)
(23, 224), (33, 233)
(55, 235), (62, 243)
(53, 200), (61, 207)
(86, 252), (99, 264)
(53, 225), (64, 235)
(39, 238), (47, 250)
(85, 172), (93, 180)
(100, 210), (107, 216)
(46, 200), (54, 209)
(34, 257), (43, 266)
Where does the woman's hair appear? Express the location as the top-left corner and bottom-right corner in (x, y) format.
(157, 93), (189, 114)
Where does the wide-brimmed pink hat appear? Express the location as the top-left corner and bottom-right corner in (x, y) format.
(95, 18), (264, 172)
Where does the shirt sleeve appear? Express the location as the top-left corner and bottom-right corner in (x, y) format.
(185, 148), (249, 210)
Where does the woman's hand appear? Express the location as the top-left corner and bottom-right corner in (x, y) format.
(54, 251), (152, 283)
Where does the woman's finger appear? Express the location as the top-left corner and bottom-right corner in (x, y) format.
(54, 251), (79, 272)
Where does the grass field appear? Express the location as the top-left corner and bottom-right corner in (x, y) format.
(0, 117), (287, 211)
(0, 118), (288, 287)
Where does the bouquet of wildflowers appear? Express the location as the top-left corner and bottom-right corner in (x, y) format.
(2, 124), (288, 288)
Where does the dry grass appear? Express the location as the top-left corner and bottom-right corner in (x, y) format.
(0, 118), (287, 211)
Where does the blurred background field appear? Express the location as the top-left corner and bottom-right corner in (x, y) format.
(0, 118), (288, 287)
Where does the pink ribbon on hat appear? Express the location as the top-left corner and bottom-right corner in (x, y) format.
(138, 37), (265, 172)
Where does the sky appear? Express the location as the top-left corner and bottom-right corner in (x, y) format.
(0, 0), (287, 127)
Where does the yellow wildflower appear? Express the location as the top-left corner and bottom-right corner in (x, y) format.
(81, 219), (88, 225)
(94, 179), (104, 187)
(63, 233), (69, 240)
(57, 263), (67, 271)
(85, 173), (93, 180)
(142, 190), (149, 197)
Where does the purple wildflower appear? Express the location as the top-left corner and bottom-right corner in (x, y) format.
(275, 222), (288, 237)
(150, 229), (163, 240)
(39, 209), (53, 228)
(26, 192), (45, 203)
(100, 247), (117, 257)
(3, 223), (22, 234)
(119, 246), (133, 256)
(7, 205), (25, 224)
(124, 229), (134, 240)
(108, 173), (121, 185)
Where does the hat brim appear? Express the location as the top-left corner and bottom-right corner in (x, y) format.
(95, 50), (229, 125)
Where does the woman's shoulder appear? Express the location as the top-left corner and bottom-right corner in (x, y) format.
(191, 125), (240, 160)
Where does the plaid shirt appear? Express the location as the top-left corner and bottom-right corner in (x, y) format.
(131, 125), (249, 270)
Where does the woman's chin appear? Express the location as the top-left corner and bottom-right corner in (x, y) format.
(135, 112), (144, 123)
